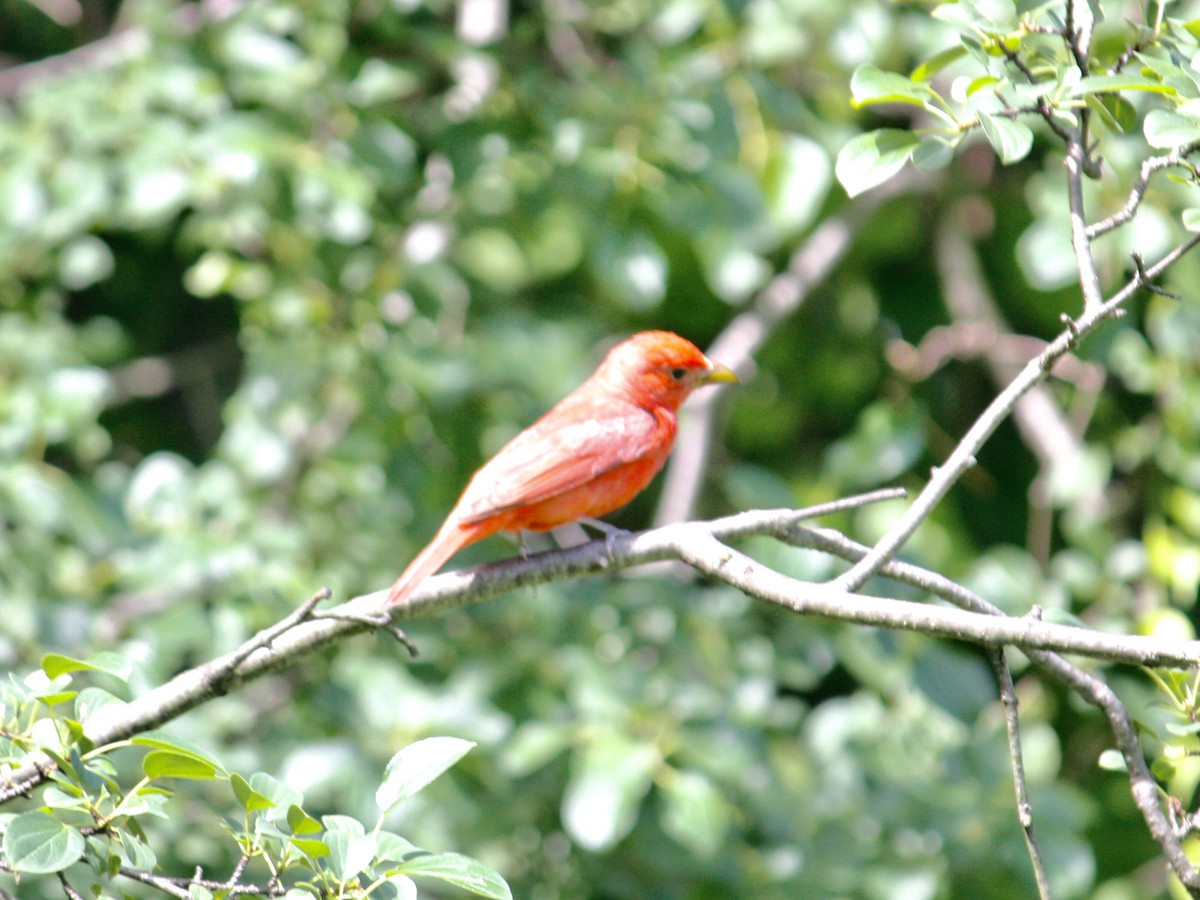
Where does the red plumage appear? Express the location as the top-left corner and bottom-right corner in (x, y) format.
(386, 331), (737, 606)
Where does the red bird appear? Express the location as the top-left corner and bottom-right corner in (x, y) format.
(386, 331), (738, 606)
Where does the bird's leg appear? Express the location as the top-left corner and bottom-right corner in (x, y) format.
(579, 517), (629, 568)
(515, 530), (539, 597)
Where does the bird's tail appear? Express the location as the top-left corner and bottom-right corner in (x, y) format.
(386, 518), (479, 607)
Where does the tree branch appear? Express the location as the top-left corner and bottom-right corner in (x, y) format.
(7, 495), (1200, 806)
(832, 231), (1200, 594)
(990, 648), (1051, 899)
(783, 522), (1200, 890)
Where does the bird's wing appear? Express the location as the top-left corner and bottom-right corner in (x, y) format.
(454, 395), (668, 524)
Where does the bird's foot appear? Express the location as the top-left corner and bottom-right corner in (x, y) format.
(579, 517), (630, 568)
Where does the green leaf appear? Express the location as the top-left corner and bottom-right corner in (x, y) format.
(1098, 749), (1128, 771)
(561, 734), (657, 852)
(324, 818), (377, 883)
(396, 851), (513, 900)
(966, 75), (1000, 97)
(835, 130), (920, 197)
(912, 136), (955, 171)
(375, 832), (419, 863)
(143, 748), (221, 781)
(247, 772), (305, 818)
(1183, 208), (1200, 232)
(132, 733), (224, 768)
(74, 687), (127, 725)
(1087, 93), (1137, 134)
(3, 811), (86, 874)
(386, 874), (419, 900)
(1151, 757), (1177, 781)
(1144, 109), (1200, 148)
(287, 803), (322, 835)
(659, 770), (731, 858)
(910, 46), (968, 81)
(376, 736), (476, 816)
(498, 722), (571, 777)
(231, 773), (275, 813)
(1071, 73), (1175, 96)
(115, 832), (157, 870)
(850, 64), (933, 108)
(978, 112), (1034, 163)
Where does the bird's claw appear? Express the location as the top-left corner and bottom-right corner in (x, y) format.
(580, 517), (629, 568)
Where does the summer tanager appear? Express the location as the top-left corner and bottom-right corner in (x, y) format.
(386, 331), (738, 606)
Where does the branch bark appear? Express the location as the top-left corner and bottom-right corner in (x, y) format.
(6, 497), (1200, 807)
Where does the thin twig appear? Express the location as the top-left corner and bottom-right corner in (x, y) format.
(1087, 144), (1200, 239)
(783, 522), (1198, 889)
(832, 231), (1200, 594)
(654, 171), (929, 526)
(990, 649), (1052, 899)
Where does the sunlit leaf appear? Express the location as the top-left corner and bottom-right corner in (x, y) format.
(835, 129), (920, 197)
(43, 651), (131, 681)
(231, 773), (275, 813)
(143, 749), (221, 781)
(659, 770), (731, 858)
(562, 734), (656, 852)
(376, 737), (476, 816)
(978, 112), (1034, 163)
(1144, 109), (1200, 148)
(911, 46), (968, 81)
(850, 64), (934, 108)
(395, 851), (513, 900)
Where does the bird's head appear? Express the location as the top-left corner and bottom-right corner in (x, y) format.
(598, 331), (739, 410)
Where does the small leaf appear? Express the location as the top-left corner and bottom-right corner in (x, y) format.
(3, 811), (86, 874)
(387, 874), (419, 900)
(911, 46), (968, 81)
(1087, 93), (1137, 134)
(561, 734), (656, 851)
(1183, 208), (1200, 232)
(978, 112), (1034, 164)
(375, 832), (419, 863)
(850, 64), (933, 107)
(1098, 749), (1128, 771)
(143, 749), (221, 781)
(232, 773), (275, 813)
(287, 837), (330, 859)
(835, 129), (920, 197)
(912, 136), (954, 171)
(659, 770), (731, 858)
(132, 733), (224, 768)
(248, 771), (304, 812)
(376, 737), (476, 816)
(1144, 109), (1200, 148)
(115, 832), (157, 870)
(43, 652), (131, 682)
(1071, 73), (1175, 96)
(396, 851), (513, 900)
(288, 804), (322, 835)
(325, 829), (377, 883)
(1152, 757), (1177, 781)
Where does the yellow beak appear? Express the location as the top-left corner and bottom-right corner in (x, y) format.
(702, 360), (740, 384)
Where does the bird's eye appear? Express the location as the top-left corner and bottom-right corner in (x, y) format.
(670, 367), (688, 380)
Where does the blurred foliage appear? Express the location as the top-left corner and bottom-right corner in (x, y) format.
(2, 0), (1200, 897)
